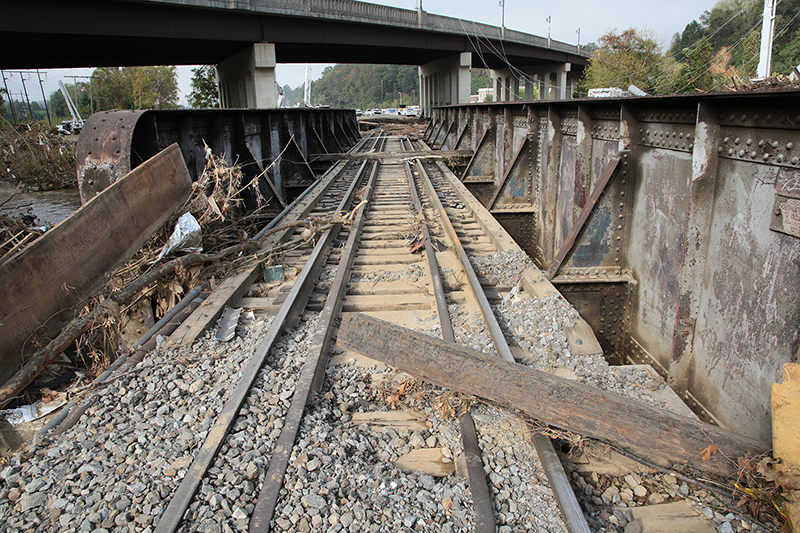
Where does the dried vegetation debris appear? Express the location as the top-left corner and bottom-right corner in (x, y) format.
(0, 124), (77, 190)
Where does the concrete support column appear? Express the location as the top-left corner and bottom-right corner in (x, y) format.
(510, 76), (520, 101)
(419, 52), (471, 116)
(519, 63), (571, 100)
(557, 70), (569, 100)
(491, 68), (521, 102)
(217, 42), (277, 108)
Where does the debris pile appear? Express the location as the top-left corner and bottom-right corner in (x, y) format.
(0, 124), (77, 190)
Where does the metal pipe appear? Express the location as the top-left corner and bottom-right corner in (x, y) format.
(134, 285), (203, 349)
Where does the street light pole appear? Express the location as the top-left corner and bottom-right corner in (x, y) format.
(499, 0), (505, 40)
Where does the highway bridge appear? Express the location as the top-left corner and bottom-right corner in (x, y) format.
(2, 0), (590, 111)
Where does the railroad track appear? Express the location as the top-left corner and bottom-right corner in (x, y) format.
(147, 133), (589, 533)
(4, 133), (595, 533)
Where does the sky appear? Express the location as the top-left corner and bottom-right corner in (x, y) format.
(4, 0), (721, 108)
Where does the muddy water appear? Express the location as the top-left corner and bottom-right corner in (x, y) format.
(0, 182), (82, 225)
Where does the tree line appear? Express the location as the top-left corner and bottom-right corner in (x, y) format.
(579, 0), (800, 95)
(2, 66), (178, 125)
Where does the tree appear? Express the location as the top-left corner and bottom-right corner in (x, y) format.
(308, 64), (419, 109)
(188, 65), (219, 108)
(93, 66), (178, 111)
(669, 20), (707, 61)
(471, 69), (492, 93)
(0, 88), (6, 119)
(580, 28), (667, 94)
(677, 37), (718, 92)
(774, 28), (800, 75)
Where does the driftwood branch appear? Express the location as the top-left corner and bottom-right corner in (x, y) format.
(0, 241), (256, 409)
(0, 301), (119, 409)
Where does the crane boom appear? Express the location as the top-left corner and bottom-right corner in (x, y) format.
(58, 80), (84, 133)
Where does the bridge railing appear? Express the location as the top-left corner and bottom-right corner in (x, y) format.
(186, 0), (586, 57)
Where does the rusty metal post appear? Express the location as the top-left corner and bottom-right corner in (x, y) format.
(576, 105), (592, 215)
(669, 102), (720, 396)
(540, 106), (562, 267)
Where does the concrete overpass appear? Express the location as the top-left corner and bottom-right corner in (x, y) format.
(3, 0), (590, 111)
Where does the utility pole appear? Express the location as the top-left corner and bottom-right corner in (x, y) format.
(576, 28), (581, 49)
(499, 0), (505, 40)
(756, 0), (777, 78)
(1, 70), (17, 126)
(36, 69), (51, 125)
(19, 74), (34, 122)
(381, 79), (384, 110)
(547, 16), (552, 48)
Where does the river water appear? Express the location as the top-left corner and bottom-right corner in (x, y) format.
(0, 182), (82, 225)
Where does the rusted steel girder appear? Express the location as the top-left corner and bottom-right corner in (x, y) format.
(76, 108), (359, 204)
(429, 90), (800, 444)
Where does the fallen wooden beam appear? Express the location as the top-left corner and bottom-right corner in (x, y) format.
(336, 313), (769, 477)
(310, 150), (473, 162)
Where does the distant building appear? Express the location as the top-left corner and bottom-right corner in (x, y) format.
(477, 87), (494, 102)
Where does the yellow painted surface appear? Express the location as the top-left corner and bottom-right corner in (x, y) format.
(772, 363), (800, 466)
(771, 363), (800, 532)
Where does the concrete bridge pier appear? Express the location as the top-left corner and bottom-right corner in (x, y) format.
(217, 42), (277, 108)
(492, 63), (576, 101)
(419, 52), (472, 116)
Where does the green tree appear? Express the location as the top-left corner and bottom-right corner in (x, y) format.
(0, 88), (6, 119)
(471, 69), (492, 93)
(93, 66), (178, 111)
(669, 20), (707, 61)
(774, 28), (800, 75)
(188, 65), (219, 108)
(308, 64), (419, 109)
(580, 28), (666, 94)
(677, 37), (718, 92)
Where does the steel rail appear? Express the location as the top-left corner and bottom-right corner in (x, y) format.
(251, 134), (374, 242)
(401, 137), (495, 533)
(133, 285), (204, 349)
(153, 156), (373, 533)
(414, 159), (591, 533)
(250, 159), (381, 532)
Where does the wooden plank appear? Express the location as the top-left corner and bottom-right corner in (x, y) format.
(547, 155), (621, 279)
(336, 313), (769, 477)
(239, 297), (282, 312)
(771, 362), (800, 531)
(394, 448), (454, 477)
(0, 144), (191, 386)
(564, 317), (603, 356)
(625, 501), (716, 533)
(350, 411), (430, 433)
(342, 294), (431, 312)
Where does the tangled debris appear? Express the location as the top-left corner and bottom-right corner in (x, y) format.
(0, 124), (77, 190)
